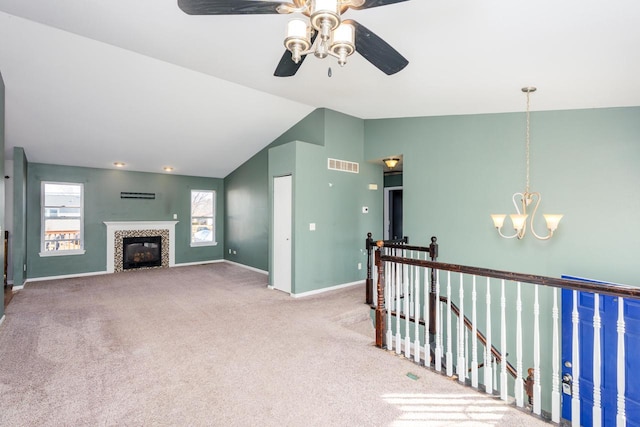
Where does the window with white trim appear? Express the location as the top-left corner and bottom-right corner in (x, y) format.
(41, 182), (85, 256)
(191, 190), (216, 246)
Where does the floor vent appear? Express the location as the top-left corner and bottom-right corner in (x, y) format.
(328, 158), (359, 174)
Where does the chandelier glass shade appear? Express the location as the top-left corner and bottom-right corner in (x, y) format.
(491, 87), (563, 240)
(284, 0), (357, 66)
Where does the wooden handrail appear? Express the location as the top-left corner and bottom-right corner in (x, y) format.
(378, 254), (640, 299)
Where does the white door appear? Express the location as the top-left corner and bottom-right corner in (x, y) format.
(273, 175), (292, 293)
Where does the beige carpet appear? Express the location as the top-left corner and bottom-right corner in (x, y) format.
(0, 263), (549, 426)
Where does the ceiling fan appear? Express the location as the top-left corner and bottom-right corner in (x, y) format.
(177, 0), (410, 77)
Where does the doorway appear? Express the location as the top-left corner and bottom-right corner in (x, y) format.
(384, 186), (403, 240)
(273, 175), (292, 294)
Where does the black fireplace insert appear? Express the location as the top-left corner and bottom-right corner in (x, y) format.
(122, 236), (162, 270)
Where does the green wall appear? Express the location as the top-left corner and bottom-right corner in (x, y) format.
(227, 108), (382, 294)
(266, 110), (383, 294)
(224, 109), (326, 271)
(364, 107), (640, 286)
(24, 163), (224, 279)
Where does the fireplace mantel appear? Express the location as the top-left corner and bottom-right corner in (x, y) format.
(104, 221), (178, 273)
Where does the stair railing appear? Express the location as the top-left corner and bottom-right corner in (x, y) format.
(371, 237), (640, 425)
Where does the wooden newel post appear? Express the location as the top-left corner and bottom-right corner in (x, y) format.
(365, 232), (374, 305)
(428, 236), (438, 336)
(375, 243), (386, 348)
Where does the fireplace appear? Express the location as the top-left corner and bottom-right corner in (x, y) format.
(122, 236), (162, 270)
(104, 221), (177, 274)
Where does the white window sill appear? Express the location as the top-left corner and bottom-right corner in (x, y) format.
(39, 249), (86, 257)
(190, 241), (218, 248)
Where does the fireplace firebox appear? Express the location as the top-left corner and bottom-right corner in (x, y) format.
(122, 236), (162, 270)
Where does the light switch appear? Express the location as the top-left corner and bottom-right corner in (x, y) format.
(362, 206), (369, 214)
(309, 223), (316, 231)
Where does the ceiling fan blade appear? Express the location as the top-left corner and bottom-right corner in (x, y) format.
(177, 0), (284, 15)
(274, 33), (317, 77)
(345, 20), (408, 75)
(274, 51), (307, 77)
(351, 0), (410, 10)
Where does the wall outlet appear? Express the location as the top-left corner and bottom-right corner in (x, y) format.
(233, 250), (237, 254)
(173, 213), (177, 219)
(228, 249), (231, 254)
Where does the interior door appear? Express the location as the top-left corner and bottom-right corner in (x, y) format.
(384, 186), (403, 240)
(561, 277), (640, 426)
(273, 175), (292, 294)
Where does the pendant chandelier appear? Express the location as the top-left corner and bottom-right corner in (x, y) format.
(490, 87), (563, 240)
(283, 0), (360, 67)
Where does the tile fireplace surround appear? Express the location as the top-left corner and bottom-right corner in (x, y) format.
(104, 221), (178, 273)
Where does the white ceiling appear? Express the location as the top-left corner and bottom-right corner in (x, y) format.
(0, 0), (639, 178)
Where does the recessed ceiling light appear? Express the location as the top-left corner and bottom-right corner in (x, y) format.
(163, 166), (174, 172)
(113, 162), (126, 168)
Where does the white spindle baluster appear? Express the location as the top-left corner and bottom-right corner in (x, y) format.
(386, 260), (393, 351)
(515, 282), (524, 408)
(571, 290), (581, 427)
(500, 279), (508, 401)
(617, 297), (626, 427)
(471, 275), (478, 388)
(434, 270), (442, 372)
(485, 277), (493, 395)
(458, 273), (466, 383)
(395, 258), (401, 354)
(551, 287), (560, 423)
(404, 260), (411, 359)
(533, 285), (541, 415)
(409, 252), (414, 318)
(414, 265), (421, 363)
(423, 265), (430, 367)
(493, 356), (498, 393)
(446, 271), (453, 377)
(593, 293), (602, 427)
(372, 254), (378, 307)
(387, 250), (393, 310)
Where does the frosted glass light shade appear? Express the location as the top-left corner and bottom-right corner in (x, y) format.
(544, 214), (564, 232)
(491, 214), (506, 229)
(510, 214), (528, 232)
(287, 19), (308, 39)
(332, 23), (354, 44)
(313, 0), (338, 14)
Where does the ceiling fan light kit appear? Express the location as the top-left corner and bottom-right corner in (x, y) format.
(177, 0), (410, 76)
(286, 1), (357, 67)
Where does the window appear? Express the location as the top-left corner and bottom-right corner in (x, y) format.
(41, 182), (85, 256)
(191, 190), (216, 246)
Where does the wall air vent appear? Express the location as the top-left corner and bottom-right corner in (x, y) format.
(327, 158), (359, 174)
(121, 192), (156, 200)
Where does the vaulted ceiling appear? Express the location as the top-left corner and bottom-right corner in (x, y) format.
(1, 0), (639, 178)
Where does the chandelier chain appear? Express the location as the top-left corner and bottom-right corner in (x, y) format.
(525, 89), (531, 194)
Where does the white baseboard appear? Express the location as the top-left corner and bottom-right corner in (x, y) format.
(224, 260), (268, 275)
(22, 259), (259, 283)
(0, 315), (5, 327)
(292, 280), (364, 298)
(174, 259), (224, 268)
(26, 270), (109, 283)
(12, 285), (24, 290)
